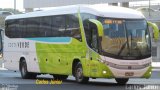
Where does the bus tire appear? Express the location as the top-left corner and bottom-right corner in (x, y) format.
(115, 78), (129, 85)
(20, 60), (37, 79)
(75, 62), (89, 83)
(53, 74), (68, 80)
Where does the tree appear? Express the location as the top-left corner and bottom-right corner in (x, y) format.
(2, 8), (22, 14)
(0, 8), (23, 28)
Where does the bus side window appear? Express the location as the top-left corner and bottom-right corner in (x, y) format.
(90, 24), (98, 52)
(65, 14), (82, 41)
(40, 16), (52, 37)
(83, 20), (92, 47)
(5, 20), (17, 38)
(52, 15), (66, 37)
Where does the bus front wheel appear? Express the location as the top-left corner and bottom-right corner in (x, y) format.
(75, 62), (89, 83)
(20, 60), (37, 79)
(115, 78), (129, 85)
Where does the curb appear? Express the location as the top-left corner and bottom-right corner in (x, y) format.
(152, 67), (160, 71)
(0, 68), (7, 70)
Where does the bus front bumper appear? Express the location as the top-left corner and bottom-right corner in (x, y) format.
(108, 66), (152, 78)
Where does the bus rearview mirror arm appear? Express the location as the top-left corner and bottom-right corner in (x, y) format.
(147, 21), (159, 41)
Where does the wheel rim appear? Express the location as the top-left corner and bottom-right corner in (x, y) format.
(76, 67), (83, 81)
(21, 63), (26, 76)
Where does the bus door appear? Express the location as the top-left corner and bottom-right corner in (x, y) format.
(86, 20), (103, 77)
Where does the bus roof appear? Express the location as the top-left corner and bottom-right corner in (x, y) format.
(6, 4), (145, 20)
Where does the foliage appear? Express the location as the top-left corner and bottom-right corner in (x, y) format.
(0, 8), (22, 28)
(0, 8), (22, 14)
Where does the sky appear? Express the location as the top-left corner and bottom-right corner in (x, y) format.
(0, 0), (160, 12)
(0, 0), (24, 11)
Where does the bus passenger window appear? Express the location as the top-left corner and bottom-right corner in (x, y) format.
(52, 15), (65, 37)
(65, 14), (81, 41)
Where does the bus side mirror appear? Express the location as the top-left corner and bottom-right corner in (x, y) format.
(147, 21), (159, 41)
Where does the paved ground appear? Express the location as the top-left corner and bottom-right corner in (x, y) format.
(0, 59), (160, 90)
(0, 70), (160, 90)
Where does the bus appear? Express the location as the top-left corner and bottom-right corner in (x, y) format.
(4, 4), (159, 84)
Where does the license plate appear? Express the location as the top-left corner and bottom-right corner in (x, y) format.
(125, 72), (134, 76)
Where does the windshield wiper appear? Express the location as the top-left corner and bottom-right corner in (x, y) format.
(117, 22), (130, 56)
(117, 41), (127, 56)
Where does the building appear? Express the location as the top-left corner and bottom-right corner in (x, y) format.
(23, 0), (148, 12)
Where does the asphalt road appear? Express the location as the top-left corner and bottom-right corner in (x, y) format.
(0, 70), (160, 90)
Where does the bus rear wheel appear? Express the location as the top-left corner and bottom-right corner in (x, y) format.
(75, 62), (89, 83)
(115, 78), (129, 85)
(20, 60), (37, 79)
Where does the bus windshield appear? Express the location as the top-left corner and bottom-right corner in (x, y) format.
(98, 18), (151, 60)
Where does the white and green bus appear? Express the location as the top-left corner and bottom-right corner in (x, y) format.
(4, 4), (159, 84)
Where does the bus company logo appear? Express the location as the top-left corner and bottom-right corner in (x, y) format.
(17, 42), (29, 48)
(8, 42), (29, 48)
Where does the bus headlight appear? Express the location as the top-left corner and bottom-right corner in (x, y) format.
(103, 70), (107, 74)
(149, 72), (151, 75)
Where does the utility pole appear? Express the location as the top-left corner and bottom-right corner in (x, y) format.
(14, 0), (16, 14)
(149, 0), (151, 18)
